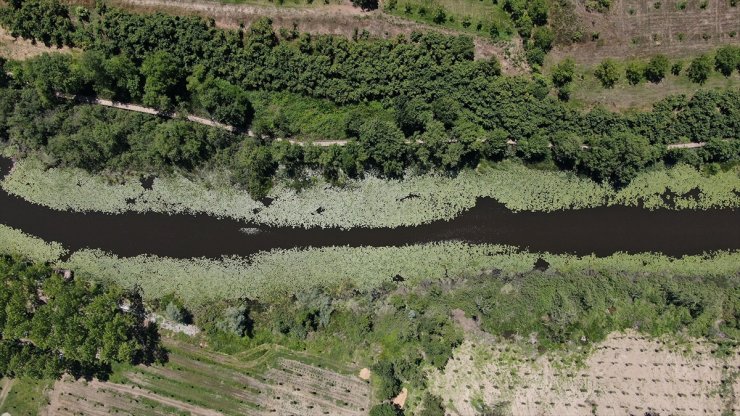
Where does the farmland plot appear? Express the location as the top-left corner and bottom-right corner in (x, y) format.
(42, 340), (371, 416)
(431, 330), (740, 416)
(553, 0), (740, 64)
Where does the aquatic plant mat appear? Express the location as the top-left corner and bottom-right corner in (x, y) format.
(4, 157), (738, 229)
(2, 224), (737, 305)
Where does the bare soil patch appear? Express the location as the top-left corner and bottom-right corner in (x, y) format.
(392, 387), (408, 408)
(0, 28), (75, 60)
(552, 0), (740, 65)
(431, 330), (740, 416)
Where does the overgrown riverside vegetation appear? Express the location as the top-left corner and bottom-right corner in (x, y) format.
(0, 0), (738, 199)
(1, 238), (739, 413)
(0, 255), (165, 380)
(4, 156), (739, 228)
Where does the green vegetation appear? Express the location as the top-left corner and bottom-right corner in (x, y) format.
(64, 243), (740, 305)
(0, 223), (66, 261)
(594, 58), (620, 88)
(4, 157), (737, 229)
(0, 0), (737, 198)
(687, 54), (713, 84)
(0, 255), (165, 379)
(0, 377), (52, 415)
(384, 0), (515, 40)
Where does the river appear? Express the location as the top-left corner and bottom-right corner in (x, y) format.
(1, 156), (738, 258)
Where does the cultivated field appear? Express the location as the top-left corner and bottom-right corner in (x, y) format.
(553, 0), (740, 64)
(42, 339), (371, 416)
(431, 330), (740, 416)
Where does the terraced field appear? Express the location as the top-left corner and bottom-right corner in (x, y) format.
(43, 341), (371, 416)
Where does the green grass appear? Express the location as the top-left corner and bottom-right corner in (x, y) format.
(547, 57), (740, 111)
(0, 378), (53, 416)
(247, 91), (392, 140)
(385, 0), (515, 39)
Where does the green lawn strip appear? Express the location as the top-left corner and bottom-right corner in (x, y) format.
(0, 377), (53, 416)
(124, 366), (253, 414)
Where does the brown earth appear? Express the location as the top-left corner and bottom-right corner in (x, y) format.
(552, 0), (740, 65)
(431, 330), (740, 416)
(0, 28), (75, 60)
(44, 377), (222, 416)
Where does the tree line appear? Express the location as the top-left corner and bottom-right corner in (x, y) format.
(0, 255), (165, 380)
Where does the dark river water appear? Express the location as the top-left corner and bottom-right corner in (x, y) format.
(1, 157), (738, 258)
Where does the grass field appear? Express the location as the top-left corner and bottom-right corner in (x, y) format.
(44, 338), (371, 416)
(549, 56), (740, 111)
(385, 0), (516, 39)
(0, 378), (53, 416)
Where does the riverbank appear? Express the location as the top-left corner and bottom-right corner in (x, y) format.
(2, 157), (738, 229)
(1, 223), (738, 305)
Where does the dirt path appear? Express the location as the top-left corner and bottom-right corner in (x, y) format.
(64, 94), (714, 150)
(0, 378), (15, 409)
(100, 0), (521, 70)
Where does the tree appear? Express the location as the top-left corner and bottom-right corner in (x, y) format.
(232, 142), (277, 199)
(418, 393), (446, 416)
(516, 134), (550, 161)
(0, 256), (164, 380)
(625, 62), (643, 85)
(581, 133), (659, 185)
(701, 137), (738, 162)
(551, 132), (582, 169)
(527, 0), (549, 25)
(351, 0), (378, 10)
(369, 403), (403, 416)
(431, 96), (461, 129)
(187, 66), (253, 128)
(594, 59), (619, 88)
(151, 121), (205, 169)
(714, 45), (740, 77)
(644, 55), (669, 83)
(372, 361), (402, 401)
(140, 51), (183, 110)
(671, 61), (683, 76)
(394, 96), (432, 136)
(22, 53), (82, 102)
(686, 54), (712, 84)
(358, 119), (406, 177)
(551, 58), (575, 88)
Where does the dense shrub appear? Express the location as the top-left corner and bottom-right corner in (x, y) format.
(0, 255), (165, 379)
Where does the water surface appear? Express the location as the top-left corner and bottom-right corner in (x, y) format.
(1, 157), (738, 258)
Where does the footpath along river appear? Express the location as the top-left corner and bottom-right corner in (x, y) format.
(1, 156), (738, 258)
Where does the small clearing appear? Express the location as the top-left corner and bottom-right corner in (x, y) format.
(0, 28), (75, 60)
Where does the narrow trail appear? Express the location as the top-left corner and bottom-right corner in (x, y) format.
(0, 378), (15, 409)
(64, 94), (715, 150)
